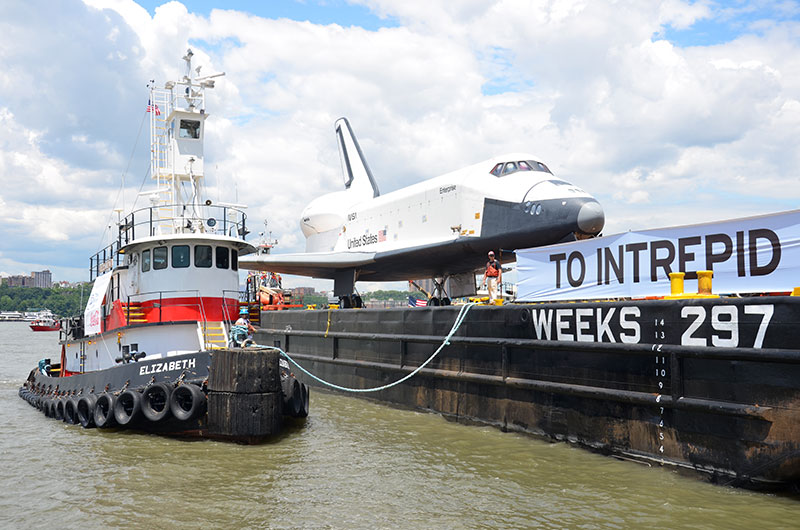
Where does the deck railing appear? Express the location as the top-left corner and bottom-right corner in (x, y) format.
(89, 203), (248, 281)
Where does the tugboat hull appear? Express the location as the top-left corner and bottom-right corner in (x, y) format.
(20, 348), (309, 443)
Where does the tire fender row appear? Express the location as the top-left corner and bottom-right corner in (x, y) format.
(18, 380), (207, 430)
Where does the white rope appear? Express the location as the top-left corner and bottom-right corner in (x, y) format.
(267, 303), (477, 393)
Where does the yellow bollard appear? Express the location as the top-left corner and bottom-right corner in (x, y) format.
(697, 270), (713, 295)
(669, 272), (685, 296)
(666, 270), (718, 299)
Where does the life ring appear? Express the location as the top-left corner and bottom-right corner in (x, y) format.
(64, 398), (79, 425)
(93, 393), (117, 428)
(142, 383), (173, 422)
(77, 395), (98, 428)
(113, 389), (142, 425)
(169, 384), (206, 422)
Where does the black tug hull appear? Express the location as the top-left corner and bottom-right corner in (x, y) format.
(257, 297), (800, 489)
(20, 348), (309, 443)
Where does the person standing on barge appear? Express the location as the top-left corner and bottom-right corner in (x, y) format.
(482, 251), (502, 303)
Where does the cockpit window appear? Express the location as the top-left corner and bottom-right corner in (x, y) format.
(502, 162), (518, 174)
(531, 160), (552, 173)
(490, 159), (553, 176)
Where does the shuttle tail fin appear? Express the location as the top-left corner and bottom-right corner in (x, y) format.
(335, 117), (380, 198)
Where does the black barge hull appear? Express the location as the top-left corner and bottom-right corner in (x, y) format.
(257, 297), (800, 489)
(20, 348), (309, 443)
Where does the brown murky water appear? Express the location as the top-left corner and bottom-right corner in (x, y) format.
(1, 322), (798, 528)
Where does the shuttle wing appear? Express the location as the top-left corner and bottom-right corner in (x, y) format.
(239, 236), (489, 282)
(239, 251), (377, 279)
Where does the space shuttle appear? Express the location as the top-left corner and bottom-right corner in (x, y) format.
(240, 118), (604, 306)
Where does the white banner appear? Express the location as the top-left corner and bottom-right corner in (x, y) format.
(517, 210), (800, 301)
(84, 273), (113, 336)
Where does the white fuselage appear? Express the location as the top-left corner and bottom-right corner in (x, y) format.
(301, 153), (595, 254)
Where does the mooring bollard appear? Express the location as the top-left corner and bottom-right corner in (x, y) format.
(207, 348), (282, 442)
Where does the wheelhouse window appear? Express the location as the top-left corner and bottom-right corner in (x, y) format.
(216, 247), (229, 269)
(141, 250), (151, 272)
(172, 245), (190, 268)
(179, 119), (201, 139)
(195, 245), (212, 268)
(153, 246), (168, 270)
(232, 249), (238, 271)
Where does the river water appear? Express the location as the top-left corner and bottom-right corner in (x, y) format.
(1, 321), (798, 528)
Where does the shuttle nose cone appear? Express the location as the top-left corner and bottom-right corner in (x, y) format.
(577, 201), (604, 235)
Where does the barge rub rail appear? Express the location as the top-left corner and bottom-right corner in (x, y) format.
(259, 327), (800, 364)
(282, 351), (771, 420)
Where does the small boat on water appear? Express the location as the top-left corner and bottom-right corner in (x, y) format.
(29, 310), (61, 331)
(19, 50), (309, 442)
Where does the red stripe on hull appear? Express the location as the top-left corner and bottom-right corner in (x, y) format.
(103, 296), (239, 333)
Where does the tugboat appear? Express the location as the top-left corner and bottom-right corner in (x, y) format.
(29, 310), (61, 332)
(18, 50), (309, 441)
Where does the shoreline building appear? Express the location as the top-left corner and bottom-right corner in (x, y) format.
(4, 270), (52, 288)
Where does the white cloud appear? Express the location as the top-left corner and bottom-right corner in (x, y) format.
(0, 0), (798, 287)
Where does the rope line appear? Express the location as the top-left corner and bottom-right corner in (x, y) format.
(265, 303), (477, 393)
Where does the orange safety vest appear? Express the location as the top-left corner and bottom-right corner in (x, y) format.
(486, 261), (499, 277)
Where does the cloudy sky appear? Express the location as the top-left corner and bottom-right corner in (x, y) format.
(0, 0), (798, 290)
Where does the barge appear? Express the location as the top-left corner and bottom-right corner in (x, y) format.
(257, 292), (800, 489)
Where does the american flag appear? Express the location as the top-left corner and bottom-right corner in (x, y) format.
(408, 296), (427, 307)
(378, 229), (387, 242)
(146, 100), (161, 115)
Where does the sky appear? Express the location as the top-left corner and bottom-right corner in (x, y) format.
(0, 0), (798, 291)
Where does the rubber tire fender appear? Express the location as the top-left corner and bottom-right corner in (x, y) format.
(54, 399), (65, 421)
(282, 378), (303, 417)
(113, 389), (142, 426)
(77, 395), (98, 428)
(64, 398), (79, 424)
(93, 393), (117, 428)
(141, 383), (173, 422)
(169, 384), (206, 422)
(299, 383), (309, 418)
